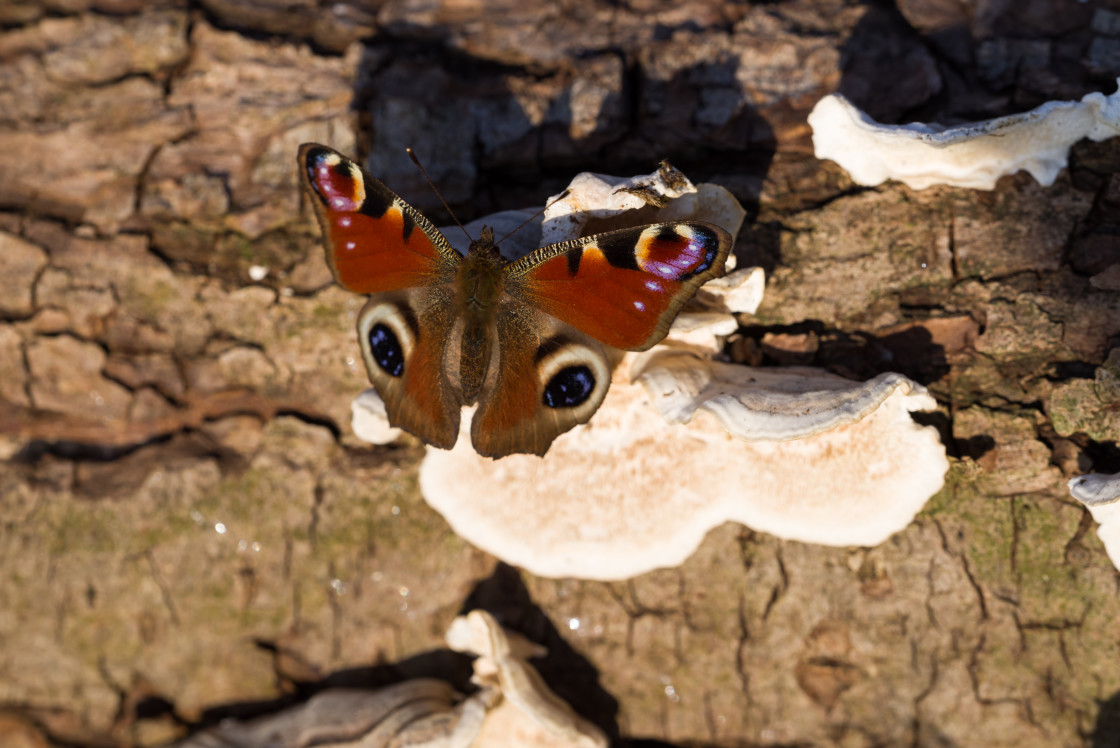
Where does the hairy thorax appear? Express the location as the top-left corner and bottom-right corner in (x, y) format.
(454, 247), (508, 403)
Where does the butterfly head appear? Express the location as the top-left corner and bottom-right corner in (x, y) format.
(466, 225), (502, 261)
(457, 225), (508, 313)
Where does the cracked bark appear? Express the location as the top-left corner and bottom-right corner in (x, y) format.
(1, 2), (1120, 747)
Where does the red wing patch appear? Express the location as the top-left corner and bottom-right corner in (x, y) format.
(299, 143), (459, 293)
(508, 222), (732, 351)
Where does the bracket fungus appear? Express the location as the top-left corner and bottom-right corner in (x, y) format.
(352, 166), (947, 580)
(173, 612), (606, 748)
(445, 610), (609, 748)
(420, 357), (946, 580)
(1068, 472), (1120, 572)
(351, 387), (404, 446)
(809, 78), (1120, 190)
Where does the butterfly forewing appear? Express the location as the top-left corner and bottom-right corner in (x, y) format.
(299, 143), (461, 293)
(300, 143), (464, 449)
(506, 222), (732, 351)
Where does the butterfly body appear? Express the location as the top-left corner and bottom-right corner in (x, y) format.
(446, 227), (516, 403)
(300, 143), (732, 458)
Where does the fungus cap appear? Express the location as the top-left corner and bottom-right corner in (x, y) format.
(171, 679), (478, 747)
(171, 613), (606, 747)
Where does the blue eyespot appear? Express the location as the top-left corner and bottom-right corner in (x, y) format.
(542, 366), (595, 408)
(369, 323), (404, 377)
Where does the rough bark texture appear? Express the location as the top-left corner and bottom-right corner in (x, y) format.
(2, 1), (1120, 747)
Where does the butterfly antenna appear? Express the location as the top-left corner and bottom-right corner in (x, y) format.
(406, 148), (472, 243)
(493, 189), (571, 248)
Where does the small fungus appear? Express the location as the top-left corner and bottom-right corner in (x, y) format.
(172, 679), (481, 747)
(446, 610), (608, 748)
(1068, 472), (1120, 572)
(351, 387), (403, 446)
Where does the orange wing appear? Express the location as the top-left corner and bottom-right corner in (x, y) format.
(299, 143), (460, 292)
(507, 222), (732, 351)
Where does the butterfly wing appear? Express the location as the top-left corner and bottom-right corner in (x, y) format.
(353, 289), (462, 449)
(299, 143), (462, 292)
(299, 143), (463, 448)
(470, 306), (616, 458)
(469, 222), (731, 457)
(505, 222), (733, 350)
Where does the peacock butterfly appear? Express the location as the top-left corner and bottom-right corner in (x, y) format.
(298, 143), (732, 458)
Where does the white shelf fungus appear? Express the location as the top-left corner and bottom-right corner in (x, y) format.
(809, 78), (1120, 190)
(419, 357), (947, 580)
(351, 388), (403, 445)
(172, 679), (482, 748)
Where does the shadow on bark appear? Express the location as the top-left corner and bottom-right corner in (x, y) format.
(347, 40), (776, 227)
(1092, 688), (1120, 748)
(736, 320), (952, 387)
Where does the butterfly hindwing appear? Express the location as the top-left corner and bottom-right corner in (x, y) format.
(506, 222), (732, 351)
(355, 290), (461, 450)
(299, 143), (461, 293)
(471, 306), (615, 457)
